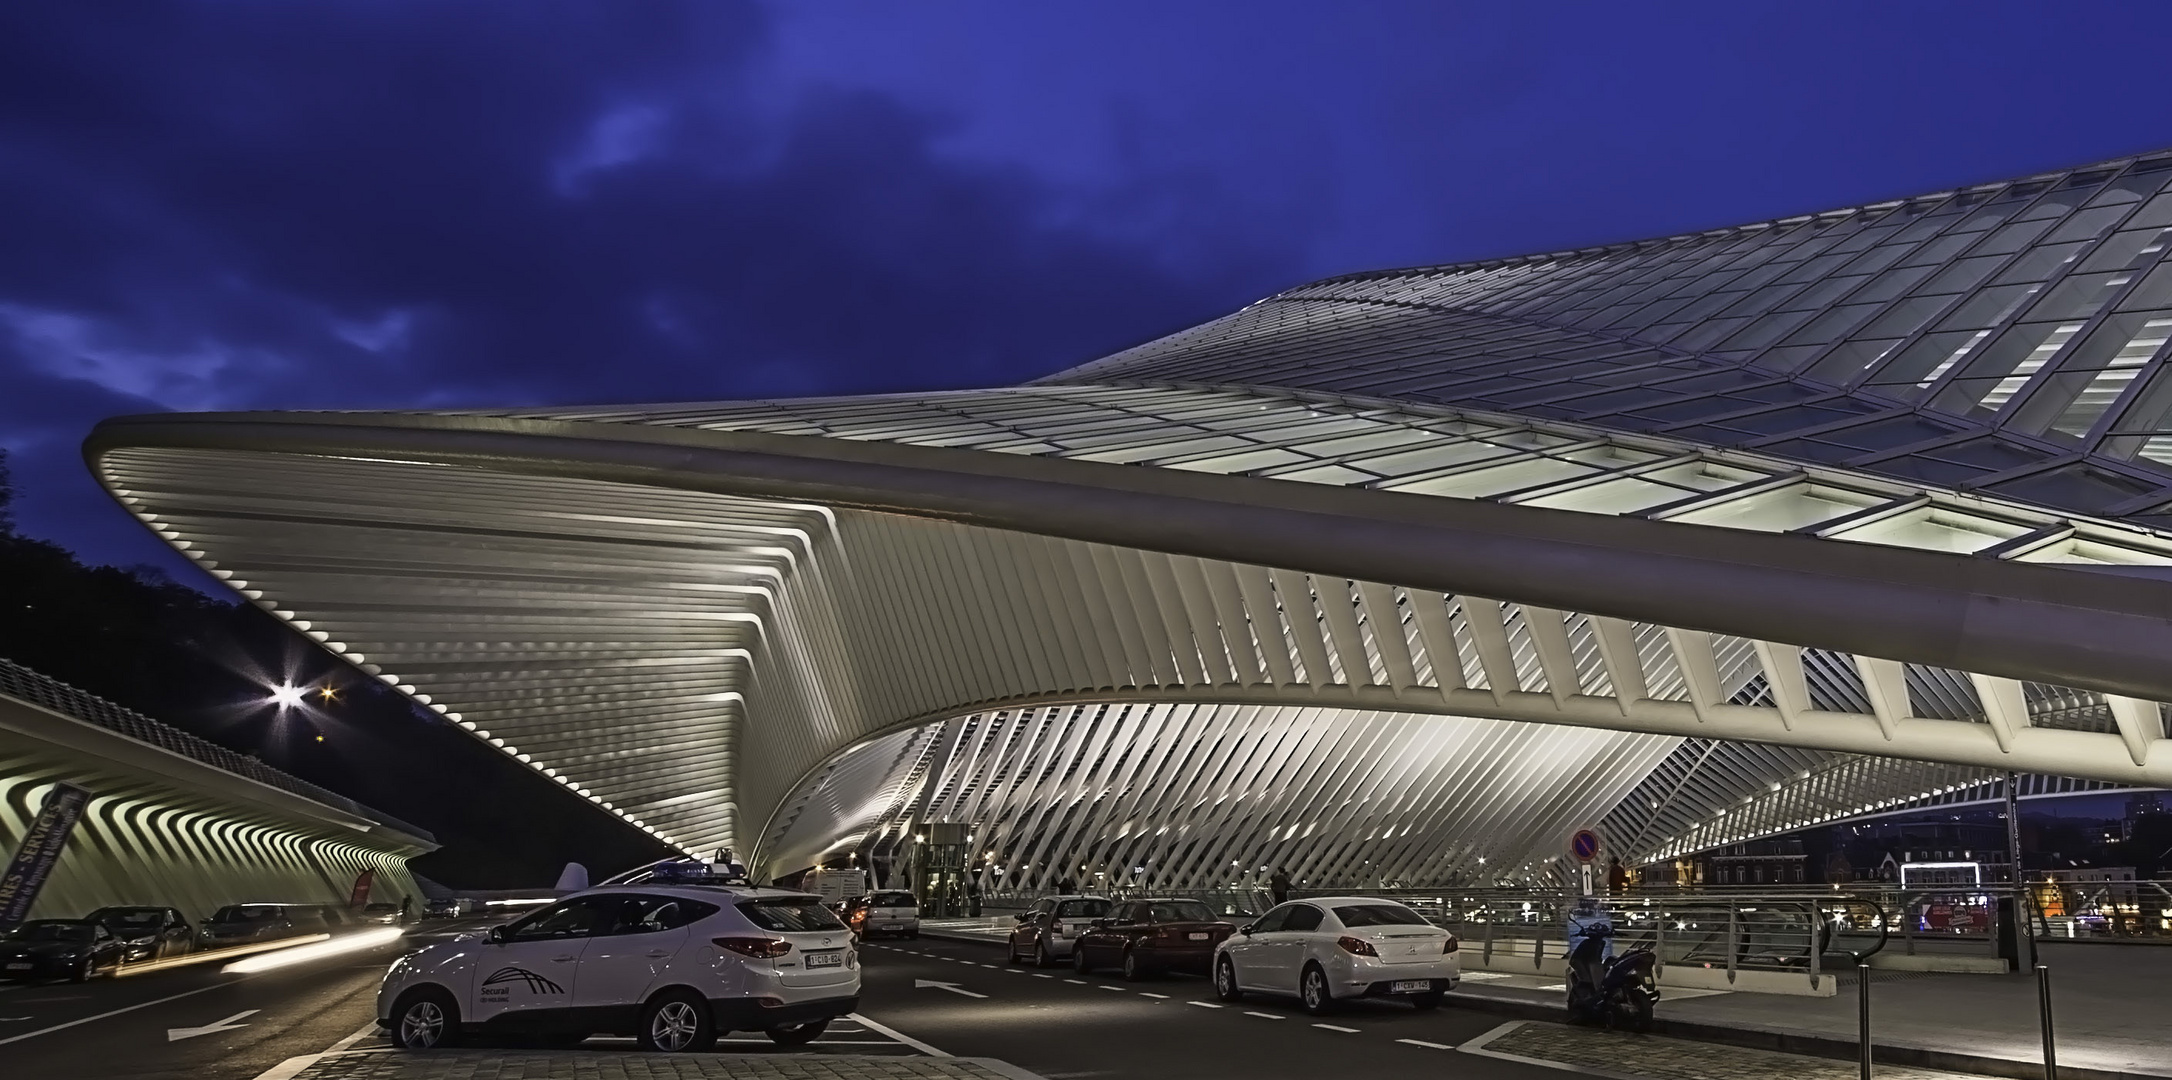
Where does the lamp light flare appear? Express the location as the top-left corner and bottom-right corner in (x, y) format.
(268, 684), (307, 709)
(222, 927), (405, 973)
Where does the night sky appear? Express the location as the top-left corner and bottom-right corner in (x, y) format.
(6, 3), (2172, 883)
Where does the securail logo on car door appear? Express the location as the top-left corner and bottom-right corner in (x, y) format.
(480, 966), (565, 1002)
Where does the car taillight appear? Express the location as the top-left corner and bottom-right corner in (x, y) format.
(1336, 936), (1378, 957)
(1444, 934), (1459, 954)
(713, 936), (791, 958)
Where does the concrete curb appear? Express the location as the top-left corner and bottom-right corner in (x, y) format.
(912, 927), (2172, 1080)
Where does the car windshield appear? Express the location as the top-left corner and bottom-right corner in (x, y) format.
(210, 906), (281, 923)
(9, 922), (93, 942)
(95, 909), (164, 928)
(738, 898), (846, 933)
(1056, 899), (1112, 918)
(871, 892), (916, 908)
(1148, 901), (1217, 923)
(1334, 904), (1430, 927)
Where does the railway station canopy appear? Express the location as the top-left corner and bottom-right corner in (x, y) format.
(88, 150), (2172, 888)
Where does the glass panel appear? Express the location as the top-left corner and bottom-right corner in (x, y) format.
(1671, 483), (1884, 532)
(1520, 475), (1698, 514)
(1165, 447), (1313, 474)
(1827, 508), (2028, 554)
(1988, 464), (2162, 513)
(1388, 456), (1600, 498)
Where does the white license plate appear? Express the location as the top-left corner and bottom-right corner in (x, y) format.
(1391, 979), (1431, 993)
(806, 951), (843, 968)
(1187, 932), (1209, 940)
(5, 962), (30, 970)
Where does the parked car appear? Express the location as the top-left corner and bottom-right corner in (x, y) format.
(1213, 897), (1458, 1013)
(0, 920), (124, 982)
(199, 903), (330, 948)
(423, 897), (480, 920)
(1071, 898), (1235, 979)
(844, 891), (919, 940)
(377, 885), (859, 1052)
(359, 903), (405, 926)
(84, 906), (194, 962)
(1006, 895), (1113, 966)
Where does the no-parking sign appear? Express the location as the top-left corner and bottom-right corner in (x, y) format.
(1570, 828), (1601, 863)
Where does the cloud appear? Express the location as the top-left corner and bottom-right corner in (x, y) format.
(0, 1), (1301, 565)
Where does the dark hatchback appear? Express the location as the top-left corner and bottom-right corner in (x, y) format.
(86, 905), (195, 962)
(0, 920), (124, 982)
(199, 903), (330, 947)
(1071, 898), (1236, 978)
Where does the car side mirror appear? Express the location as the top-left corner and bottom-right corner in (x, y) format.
(1091, 919), (1111, 930)
(1240, 924), (1255, 935)
(487, 925), (508, 945)
(1014, 912), (1032, 923)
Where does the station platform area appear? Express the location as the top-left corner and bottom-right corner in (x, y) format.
(915, 918), (2172, 1080)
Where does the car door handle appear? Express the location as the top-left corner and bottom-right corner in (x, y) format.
(646, 950), (670, 958)
(551, 955), (577, 963)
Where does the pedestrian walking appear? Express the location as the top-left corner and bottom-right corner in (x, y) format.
(1270, 868), (1291, 906)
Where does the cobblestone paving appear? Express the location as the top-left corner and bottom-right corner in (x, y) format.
(1483, 1022), (1991, 1080)
(291, 1050), (1036, 1080)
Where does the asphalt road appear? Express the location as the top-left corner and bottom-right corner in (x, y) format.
(6, 924), (1573, 1080)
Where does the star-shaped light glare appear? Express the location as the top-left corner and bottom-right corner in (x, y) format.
(268, 684), (307, 709)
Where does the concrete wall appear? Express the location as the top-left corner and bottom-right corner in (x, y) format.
(0, 693), (431, 924)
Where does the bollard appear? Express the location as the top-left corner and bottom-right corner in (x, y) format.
(2037, 964), (2057, 1080)
(1857, 961), (1873, 1080)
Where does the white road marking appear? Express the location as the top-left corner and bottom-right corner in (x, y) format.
(1457, 1020), (1626, 1076)
(1244, 1011), (1283, 1019)
(1033, 973), (1054, 978)
(914, 979), (988, 999)
(326, 1020), (381, 1053)
(0, 980), (240, 1047)
(1313, 1023), (1359, 1032)
(1064, 978), (1087, 984)
(849, 1011), (951, 1058)
(1096, 984), (1125, 992)
(1399, 1038), (1452, 1049)
(169, 1008), (261, 1042)
(1140, 992), (1169, 999)
(1187, 1000), (1224, 1008)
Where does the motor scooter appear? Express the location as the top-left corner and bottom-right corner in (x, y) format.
(1564, 899), (1658, 1030)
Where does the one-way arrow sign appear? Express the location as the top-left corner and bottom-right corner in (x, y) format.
(913, 979), (988, 999)
(168, 1009), (260, 1041)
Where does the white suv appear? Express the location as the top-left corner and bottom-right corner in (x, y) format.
(1212, 897), (1458, 1013)
(377, 885), (859, 1051)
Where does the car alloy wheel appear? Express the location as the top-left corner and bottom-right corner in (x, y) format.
(1121, 948), (1145, 981)
(1214, 956), (1244, 1002)
(1073, 943), (1092, 973)
(647, 999), (704, 1052)
(395, 990), (457, 1050)
(1034, 939), (1052, 968)
(1300, 964), (1333, 1014)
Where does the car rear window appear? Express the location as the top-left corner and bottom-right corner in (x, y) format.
(872, 892), (917, 908)
(739, 898), (847, 932)
(1149, 901), (1216, 923)
(1334, 904), (1430, 927)
(98, 909), (165, 928)
(1055, 899), (1111, 918)
(11, 922), (94, 942)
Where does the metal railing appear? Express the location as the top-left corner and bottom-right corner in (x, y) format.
(0, 656), (434, 844)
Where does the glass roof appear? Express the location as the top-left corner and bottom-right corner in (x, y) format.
(465, 382), (2172, 571)
(1045, 150), (2172, 526)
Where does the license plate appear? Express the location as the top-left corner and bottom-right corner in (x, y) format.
(1187, 932), (1209, 940)
(806, 951), (843, 968)
(1391, 979), (1431, 994)
(5, 962), (29, 970)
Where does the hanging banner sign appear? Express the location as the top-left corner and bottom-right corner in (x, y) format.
(349, 868), (376, 908)
(0, 782), (92, 928)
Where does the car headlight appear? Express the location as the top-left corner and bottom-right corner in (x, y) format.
(128, 936), (157, 946)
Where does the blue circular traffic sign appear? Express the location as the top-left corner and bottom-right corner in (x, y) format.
(1570, 829), (1601, 862)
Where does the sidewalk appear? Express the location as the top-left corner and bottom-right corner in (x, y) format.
(1457, 941), (2172, 1080)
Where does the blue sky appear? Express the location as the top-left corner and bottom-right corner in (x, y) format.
(6, 1), (2172, 570)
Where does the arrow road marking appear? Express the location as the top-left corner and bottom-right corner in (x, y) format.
(168, 1009), (259, 1041)
(912, 979), (988, 999)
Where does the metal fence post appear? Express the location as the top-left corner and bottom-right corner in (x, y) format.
(1858, 960), (1873, 1080)
(1809, 900), (1822, 991)
(2037, 964), (2057, 1080)
(1726, 901), (1739, 984)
